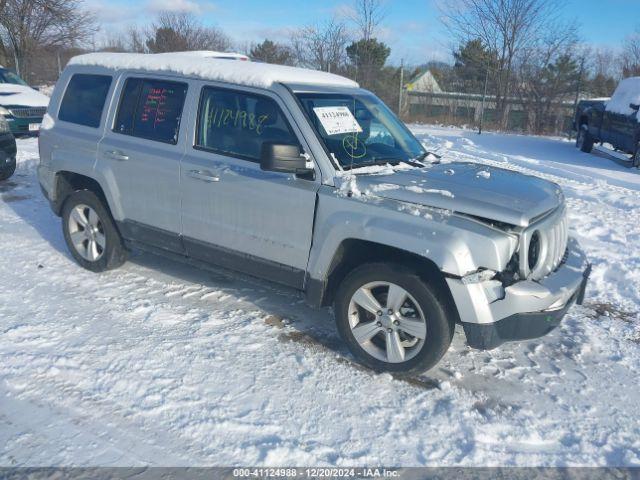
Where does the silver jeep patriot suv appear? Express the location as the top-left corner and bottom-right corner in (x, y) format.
(38, 53), (591, 374)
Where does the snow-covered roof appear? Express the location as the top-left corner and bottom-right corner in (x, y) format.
(68, 52), (359, 90)
(156, 51), (250, 61)
(605, 77), (640, 117)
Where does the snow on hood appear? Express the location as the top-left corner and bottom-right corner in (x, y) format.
(0, 83), (50, 107)
(605, 77), (640, 119)
(69, 52), (359, 89)
(344, 162), (563, 227)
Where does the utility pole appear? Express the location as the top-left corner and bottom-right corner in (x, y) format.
(57, 51), (62, 77)
(479, 60), (490, 135)
(571, 57), (585, 140)
(398, 58), (404, 116)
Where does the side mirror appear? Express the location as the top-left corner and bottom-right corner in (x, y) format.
(260, 143), (312, 174)
(630, 103), (639, 111)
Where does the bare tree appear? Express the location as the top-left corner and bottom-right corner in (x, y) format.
(290, 19), (350, 72)
(621, 28), (640, 77)
(441, 0), (563, 128)
(0, 0), (6, 65)
(99, 32), (128, 53)
(146, 12), (231, 53)
(591, 48), (620, 80)
(0, 0), (95, 80)
(345, 0), (388, 87)
(350, 0), (386, 41)
(515, 23), (579, 133)
(127, 26), (147, 53)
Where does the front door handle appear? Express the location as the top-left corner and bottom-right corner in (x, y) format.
(187, 169), (220, 183)
(105, 150), (129, 161)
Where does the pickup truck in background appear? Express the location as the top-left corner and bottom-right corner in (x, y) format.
(574, 77), (640, 167)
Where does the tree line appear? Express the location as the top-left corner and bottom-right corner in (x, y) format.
(1, 0), (640, 135)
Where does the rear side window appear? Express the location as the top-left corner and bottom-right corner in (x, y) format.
(114, 78), (187, 145)
(58, 74), (112, 128)
(195, 86), (299, 162)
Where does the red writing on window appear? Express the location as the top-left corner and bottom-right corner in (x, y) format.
(140, 88), (174, 128)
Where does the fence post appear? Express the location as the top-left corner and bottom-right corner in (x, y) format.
(398, 58), (404, 116)
(571, 57), (585, 140)
(479, 65), (489, 134)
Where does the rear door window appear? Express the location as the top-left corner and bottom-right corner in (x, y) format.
(114, 78), (187, 145)
(58, 74), (112, 128)
(195, 86), (300, 162)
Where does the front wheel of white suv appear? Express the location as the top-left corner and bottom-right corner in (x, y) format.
(334, 263), (455, 375)
(62, 190), (127, 272)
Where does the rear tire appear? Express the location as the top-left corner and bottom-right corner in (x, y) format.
(576, 125), (594, 153)
(633, 141), (640, 168)
(62, 190), (127, 272)
(334, 263), (455, 375)
(0, 157), (16, 181)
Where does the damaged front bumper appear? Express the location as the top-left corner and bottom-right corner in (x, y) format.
(447, 237), (590, 350)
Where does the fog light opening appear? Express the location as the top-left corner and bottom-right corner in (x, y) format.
(461, 269), (497, 285)
(528, 230), (542, 271)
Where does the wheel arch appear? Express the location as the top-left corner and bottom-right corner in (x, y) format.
(307, 238), (461, 322)
(53, 171), (112, 218)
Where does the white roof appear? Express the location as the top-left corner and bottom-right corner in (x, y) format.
(68, 52), (359, 89)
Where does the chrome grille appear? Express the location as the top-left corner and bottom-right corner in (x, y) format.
(8, 107), (46, 118)
(519, 205), (569, 280)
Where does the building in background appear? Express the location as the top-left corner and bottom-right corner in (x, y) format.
(404, 70), (442, 94)
(404, 70), (579, 135)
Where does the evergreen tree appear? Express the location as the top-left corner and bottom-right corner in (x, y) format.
(588, 73), (617, 97)
(249, 39), (293, 65)
(346, 38), (390, 88)
(452, 39), (497, 93)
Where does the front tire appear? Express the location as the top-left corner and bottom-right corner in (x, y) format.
(62, 190), (127, 272)
(334, 263), (455, 374)
(576, 125), (594, 153)
(0, 157), (16, 181)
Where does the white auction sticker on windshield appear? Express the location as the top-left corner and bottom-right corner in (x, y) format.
(313, 106), (362, 135)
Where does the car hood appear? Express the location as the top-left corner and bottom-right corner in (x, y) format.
(0, 84), (49, 107)
(352, 162), (563, 227)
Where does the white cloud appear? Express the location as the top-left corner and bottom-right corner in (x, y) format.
(86, 0), (143, 24)
(145, 0), (214, 14)
(332, 3), (356, 20)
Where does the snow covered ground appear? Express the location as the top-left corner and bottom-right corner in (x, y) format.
(1, 126), (639, 467)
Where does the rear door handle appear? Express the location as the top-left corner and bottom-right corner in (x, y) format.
(187, 169), (220, 183)
(105, 150), (129, 161)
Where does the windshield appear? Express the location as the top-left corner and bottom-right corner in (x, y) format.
(0, 69), (28, 86)
(296, 91), (425, 170)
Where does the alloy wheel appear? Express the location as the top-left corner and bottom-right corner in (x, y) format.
(347, 281), (427, 363)
(67, 204), (106, 262)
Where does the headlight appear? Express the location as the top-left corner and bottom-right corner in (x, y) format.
(0, 106), (10, 115)
(0, 115), (9, 134)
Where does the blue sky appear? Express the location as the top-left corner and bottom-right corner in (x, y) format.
(89, 0), (639, 65)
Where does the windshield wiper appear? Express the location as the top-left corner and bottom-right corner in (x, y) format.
(411, 151), (442, 163)
(342, 158), (402, 171)
(413, 151), (441, 164)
